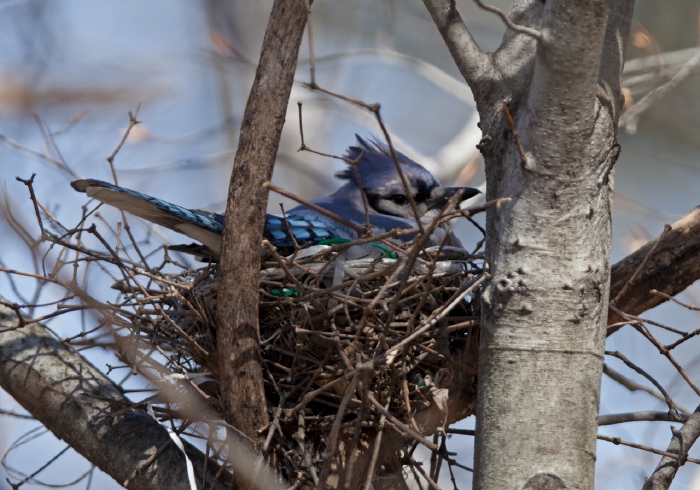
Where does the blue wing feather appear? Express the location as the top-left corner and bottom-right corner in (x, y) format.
(72, 179), (341, 260)
(70, 140), (473, 260)
(71, 179), (224, 234)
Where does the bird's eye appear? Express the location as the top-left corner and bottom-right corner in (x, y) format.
(389, 194), (407, 205)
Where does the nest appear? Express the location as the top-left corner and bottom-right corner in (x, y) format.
(113, 238), (484, 487)
(14, 167), (487, 487)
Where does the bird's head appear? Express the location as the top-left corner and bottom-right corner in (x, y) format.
(336, 136), (480, 221)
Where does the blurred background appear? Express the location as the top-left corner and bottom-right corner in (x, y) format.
(0, 0), (698, 488)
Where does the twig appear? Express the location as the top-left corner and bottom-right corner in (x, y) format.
(472, 0), (543, 41)
(605, 350), (678, 414)
(15, 174), (46, 236)
(650, 289), (700, 311)
(597, 434), (700, 465)
(379, 273), (488, 361)
(603, 364), (690, 414)
(599, 411), (687, 426)
(367, 392), (437, 450)
(362, 388), (392, 490)
(621, 49), (700, 133)
(106, 106), (142, 185)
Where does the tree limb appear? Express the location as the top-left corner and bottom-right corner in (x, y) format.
(216, 0), (309, 454)
(642, 404), (700, 490)
(421, 0), (491, 94)
(608, 206), (700, 333)
(0, 300), (234, 490)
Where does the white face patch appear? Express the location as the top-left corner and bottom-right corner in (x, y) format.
(366, 179), (437, 221)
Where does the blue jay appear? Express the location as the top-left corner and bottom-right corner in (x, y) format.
(71, 137), (479, 261)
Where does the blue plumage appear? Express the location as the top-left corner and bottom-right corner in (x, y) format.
(71, 136), (480, 260)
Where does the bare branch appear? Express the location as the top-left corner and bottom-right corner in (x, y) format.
(605, 350), (678, 413)
(472, 0), (543, 41)
(421, 0), (491, 89)
(608, 206), (700, 334)
(0, 300), (234, 490)
(643, 404), (700, 489)
(106, 106), (142, 185)
(621, 49), (700, 133)
(603, 364), (691, 415)
(217, 0), (310, 456)
(599, 411), (688, 426)
(598, 434), (700, 465)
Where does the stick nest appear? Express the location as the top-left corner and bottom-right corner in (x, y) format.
(116, 240), (484, 486)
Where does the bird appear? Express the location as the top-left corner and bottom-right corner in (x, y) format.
(71, 136), (480, 261)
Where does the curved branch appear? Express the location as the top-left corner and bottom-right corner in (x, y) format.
(421, 0), (491, 90)
(599, 411), (689, 426)
(472, 0), (543, 41)
(643, 404), (700, 490)
(0, 301), (234, 490)
(608, 206), (700, 334)
(603, 364), (691, 414)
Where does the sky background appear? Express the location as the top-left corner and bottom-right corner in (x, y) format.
(0, 0), (699, 488)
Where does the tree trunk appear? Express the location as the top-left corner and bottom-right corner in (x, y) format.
(216, 0), (309, 459)
(424, 0), (634, 487)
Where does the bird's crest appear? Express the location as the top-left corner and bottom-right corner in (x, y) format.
(336, 135), (439, 192)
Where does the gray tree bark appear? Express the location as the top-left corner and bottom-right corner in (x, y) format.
(0, 301), (235, 490)
(423, 0), (634, 487)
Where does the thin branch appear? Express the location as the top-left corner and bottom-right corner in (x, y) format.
(472, 0), (543, 41)
(621, 49), (700, 133)
(599, 411), (688, 426)
(605, 350), (678, 414)
(625, 315), (700, 397)
(603, 364), (691, 415)
(624, 47), (700, 73)
(105, 106), (142, 185)
(598, 434), (700, 465)
(650, 289), (700, 312)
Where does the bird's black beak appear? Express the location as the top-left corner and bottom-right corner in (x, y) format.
(426, 187), (481, 210)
